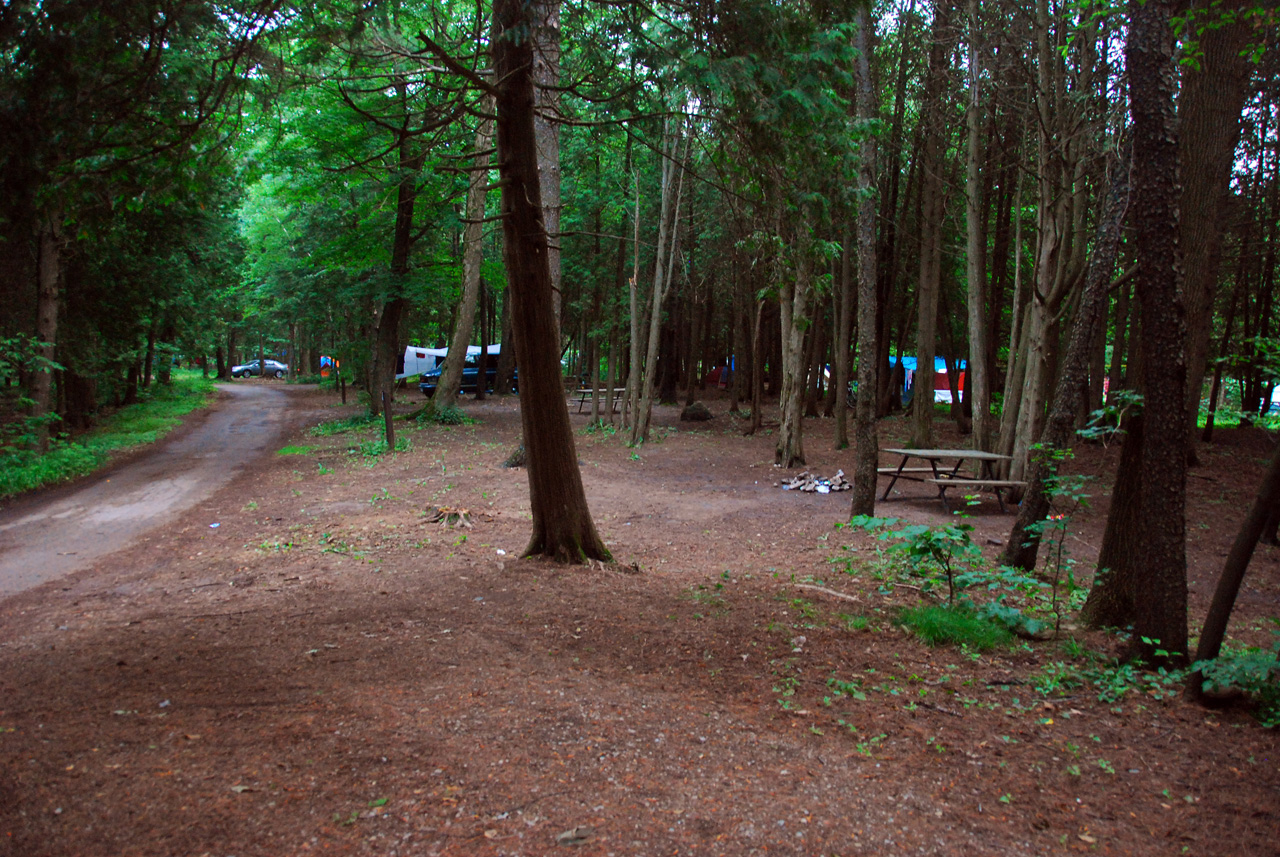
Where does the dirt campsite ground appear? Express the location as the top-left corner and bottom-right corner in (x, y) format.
(1, 382), (1277, 857)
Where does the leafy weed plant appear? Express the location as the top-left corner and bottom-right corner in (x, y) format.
(1193, 627), (1280, 727)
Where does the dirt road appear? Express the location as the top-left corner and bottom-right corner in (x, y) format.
(0, 382), (296, 595)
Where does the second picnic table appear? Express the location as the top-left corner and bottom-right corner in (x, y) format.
(878, 447), (1023, 512)
(572, 387), (626, 413)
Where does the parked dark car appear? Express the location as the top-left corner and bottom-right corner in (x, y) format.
(419, 354), (514, 397)
(232, 358), (288, 379)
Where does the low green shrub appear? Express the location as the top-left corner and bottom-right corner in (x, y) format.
(416, 402), (472, 426)
(1194, 632), (1280, 727)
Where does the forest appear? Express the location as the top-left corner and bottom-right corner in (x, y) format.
(2, 0), (1280, 669)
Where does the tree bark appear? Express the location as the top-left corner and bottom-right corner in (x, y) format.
(776, 214), (814, 468)
(533, 0), (563, 327)
(835, 233), (853, 449)
(1115, 0), (1188, 663)
(850, 7), (881, 515)
(437, 105), (494, 411)
(964, 0), (991, 451)
(372, 89), (424, 419)
(908, 1), (953, 450)
(30, 215), (62, 451)
(1081, 414), (1144, 627)
(631, 120), (686, 445)
(1003, 1), (1095, 480)
(494, 0), (609, 563)
(1179, 0), (1253, 460)
(1003, 144), (1130, 570)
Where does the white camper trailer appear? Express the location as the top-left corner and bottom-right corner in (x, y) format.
(397, 344), (501, 380)
(397, 346), (447, 380)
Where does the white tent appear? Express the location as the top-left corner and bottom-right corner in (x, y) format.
(397, 344), (501, 379)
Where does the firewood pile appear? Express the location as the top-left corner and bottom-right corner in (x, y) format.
(778, 469), (851, 494)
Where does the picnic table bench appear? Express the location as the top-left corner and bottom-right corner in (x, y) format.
(572, 387), (626, 414)
(924, 478), (1026, 513)
(879, 448), (1025, 513)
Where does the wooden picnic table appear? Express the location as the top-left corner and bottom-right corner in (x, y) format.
(878, 448), (1023, 513)
(572, 387), (626, 414)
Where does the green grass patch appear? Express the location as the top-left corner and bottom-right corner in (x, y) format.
(310, 413), (379, 436)
(896, 604), (1014, 651)
(0, 370), (216, 499)
(277, 445), (316, 455)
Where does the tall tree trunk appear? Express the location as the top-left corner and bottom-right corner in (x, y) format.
(834, 233), (853, 449)
(1004, 1), (1095, 480)
(372, 95), (423, 419)
(776, 214), (814, 468)
(1180, 0), (1254, 461)
(437, 105), (494, 411)
(156, 320), (176, 386)
(1003, 144), (1131, 570)
(964, 0), (991, 451)
(631, 120), (686, 445)
(494, 287), (517, 394)
(1202, 272), (1245, 442)
(748, 298), (766, 435)
(373, 298), (407, 421)
(494, 0), (609, 562)
(850, 8), (881, 514)
(624, 172), (643, 430)
(908, 0), (953, 449)
(997, 150), (1029, 470)
(143, 316), (158, 389)
(1097, 0), (1188, 664)
(30, 216), (62, 451)
(533, 0), (563, 328)
(1107, 280), (1131, 401)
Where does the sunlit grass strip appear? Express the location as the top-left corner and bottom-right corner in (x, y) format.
(0, 370), (217, 499)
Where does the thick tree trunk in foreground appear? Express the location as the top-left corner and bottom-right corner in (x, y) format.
(494, 0), (609, 563)
(1003, 145), (1130, 571)
(437, 106), (494, 411)
(1118, 0), (1188, 663)
(1130, 0), (1187, 662)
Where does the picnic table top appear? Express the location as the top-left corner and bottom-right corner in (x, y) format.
(881, 447), (1012, 462)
